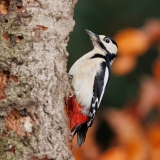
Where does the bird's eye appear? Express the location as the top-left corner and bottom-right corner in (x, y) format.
(104, 38), (110, 43)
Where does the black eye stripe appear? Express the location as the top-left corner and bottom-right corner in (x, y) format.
(97, 36), (118, 53)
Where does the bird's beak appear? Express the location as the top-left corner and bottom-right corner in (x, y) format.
(85, 29), (99, 42)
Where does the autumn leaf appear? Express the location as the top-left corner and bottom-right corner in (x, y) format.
(114, 28), (149, 57)
(112, 55), (137, 76)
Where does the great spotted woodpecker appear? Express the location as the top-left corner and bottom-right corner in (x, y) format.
(67, 29), (118, 147)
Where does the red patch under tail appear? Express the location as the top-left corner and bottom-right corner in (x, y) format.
(67, 94), (88, 132)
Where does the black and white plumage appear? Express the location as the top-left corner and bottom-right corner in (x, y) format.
(68, 29), (118, 147)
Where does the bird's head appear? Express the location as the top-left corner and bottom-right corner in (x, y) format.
(85, 29), (118, 63)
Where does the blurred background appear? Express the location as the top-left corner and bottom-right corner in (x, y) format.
(67, 0), (160, 160)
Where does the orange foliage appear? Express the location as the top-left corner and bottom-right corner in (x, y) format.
(147, 124), (160, 160)
(136, 77), (160, 118)
(105, 109), (149, 160)
(112, 55), (137, 75)
(152, 59), (160, 82)
(112, 19), (160, 76)
(98, 147), (127, 160)
(114, 28), (149, 56)
(142, 19), (160, 44)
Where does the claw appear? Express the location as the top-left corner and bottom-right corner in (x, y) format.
(68, 74), (73, 82)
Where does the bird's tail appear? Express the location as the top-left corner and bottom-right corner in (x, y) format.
(77, 123), (88, 147)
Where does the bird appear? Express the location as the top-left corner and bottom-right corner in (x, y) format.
(67, 29), (118, 147)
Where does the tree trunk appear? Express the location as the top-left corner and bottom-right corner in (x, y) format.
(0, 0), (77, 159)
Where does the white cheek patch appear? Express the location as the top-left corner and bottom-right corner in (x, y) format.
(99, 36), (118, 54)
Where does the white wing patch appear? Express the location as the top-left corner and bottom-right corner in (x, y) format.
(98, 67), (109, 107)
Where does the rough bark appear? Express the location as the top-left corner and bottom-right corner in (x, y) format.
(0, 0), (77, 159)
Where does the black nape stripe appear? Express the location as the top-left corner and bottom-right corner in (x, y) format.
(98, 40), (107, 51)
(90, 54), (106, 60)
(91, 53), (116, 62)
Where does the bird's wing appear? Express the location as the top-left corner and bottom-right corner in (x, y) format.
(87, 61), (110, 127)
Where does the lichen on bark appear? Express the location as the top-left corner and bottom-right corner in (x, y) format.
(0, 0), (77, 159)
